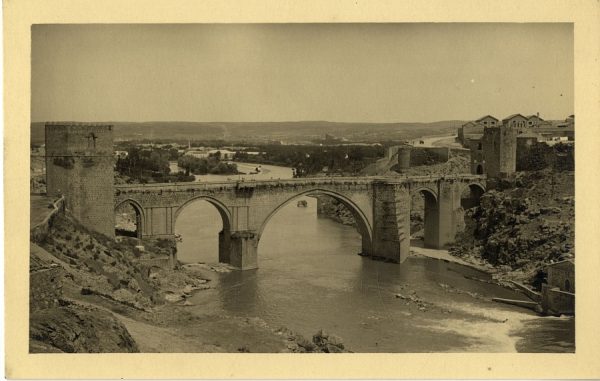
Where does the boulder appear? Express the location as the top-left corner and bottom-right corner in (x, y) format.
(540, 206), (561, 215)
(324, 344), (344, 353)
(327, 334), (345, 349)
(296, 337), (316, 351)
(164, 292), (183, 302)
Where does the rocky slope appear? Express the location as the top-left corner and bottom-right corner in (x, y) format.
(30, 302), (139, 353)
(450, 169), (574, 287)
(30, 212), (352, 352)
(315, 196), (356, 227)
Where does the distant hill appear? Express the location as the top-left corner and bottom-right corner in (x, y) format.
(31, 120), (466, 145)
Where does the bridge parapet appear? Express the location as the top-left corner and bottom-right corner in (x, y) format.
(114, 174), (486, 192)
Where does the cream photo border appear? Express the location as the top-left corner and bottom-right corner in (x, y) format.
(4, 0), (600, 378)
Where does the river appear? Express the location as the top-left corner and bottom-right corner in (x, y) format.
(173, 163), (574, 353)
(169, 161), (293, 182)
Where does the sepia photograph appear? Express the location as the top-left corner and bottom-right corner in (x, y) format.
(5, 1), (600, 377)
(27, 22), (577, 354)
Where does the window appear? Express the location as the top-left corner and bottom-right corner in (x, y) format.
(477, 142), (482, 150)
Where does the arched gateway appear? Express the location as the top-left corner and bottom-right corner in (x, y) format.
(114, 175), (486, 270)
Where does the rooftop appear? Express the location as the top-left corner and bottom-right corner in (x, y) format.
(475, 115), (499, 122)
(502, 113), (528, 121)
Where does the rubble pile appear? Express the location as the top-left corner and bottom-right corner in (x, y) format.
(292, 329), (349, 353)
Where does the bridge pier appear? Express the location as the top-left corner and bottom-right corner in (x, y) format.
(423, 190), (440, 248)
(371, 183), (411, 263)
(218, 229), (231, 263)
(228, 231), (258, 270)
(434, 181), (463, 248)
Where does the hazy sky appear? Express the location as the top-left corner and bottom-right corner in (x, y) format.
(31, 23), (573, 123)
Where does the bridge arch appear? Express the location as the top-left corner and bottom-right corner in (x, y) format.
(410, 187), (440, 248)
(410, 186), (438, 202)
(460, 182), (486, 209)
(114, 198), (145, 238)
(173, 195), (232, 231)
(173, 195), (233, 264)
(256, 188), (373, 255)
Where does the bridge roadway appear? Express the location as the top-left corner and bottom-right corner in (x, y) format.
(114, 174), (486, 270)
(115, 174), (485, 191)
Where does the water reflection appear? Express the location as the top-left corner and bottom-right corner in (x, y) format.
(217, 270), (261, 316)
(175, 200), (223, 264)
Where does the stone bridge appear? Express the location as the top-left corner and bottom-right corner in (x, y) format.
(114, 175), (486, 270)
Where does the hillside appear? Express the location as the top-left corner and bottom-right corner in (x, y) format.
(450, 169), (575, 287)
(31, 120), (465, 144)
(30, 212), (352, 353)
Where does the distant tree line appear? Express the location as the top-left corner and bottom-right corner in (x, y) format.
(235, 144), (385, 176)
(177, 154), (238, 175)
(115, 145), (194, 183)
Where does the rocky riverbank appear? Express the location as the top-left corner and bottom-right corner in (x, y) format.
(450, 169), (575, 288)
(315, 195), (356, 227)
(30, 212), (351, 353)
(316, 166), (574, 298)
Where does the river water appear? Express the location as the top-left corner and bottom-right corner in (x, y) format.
(173, 163), (574, 353)
(169, 161), (293, 182)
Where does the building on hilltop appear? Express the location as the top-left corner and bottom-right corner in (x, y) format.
(476, 115), (499, 127)
(468, 112), (575, 177)
(501, 114), (530, 135)
(557, 114), (575, 129)
(470, 116), (518, 178)
(457, 115), (498, 146)
(526, 113), (544, 127)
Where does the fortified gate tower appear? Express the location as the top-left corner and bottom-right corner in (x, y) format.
(45, 123), (115, 237)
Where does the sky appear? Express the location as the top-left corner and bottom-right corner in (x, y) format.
(31, 23), (573, 123)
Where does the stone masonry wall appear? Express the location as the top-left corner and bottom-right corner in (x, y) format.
(372, 183), (411, 262)
(45, 124), (115, 237)
(481, 126), (517, 178)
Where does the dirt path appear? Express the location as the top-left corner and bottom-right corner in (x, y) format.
(114, 314), (223, 352)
